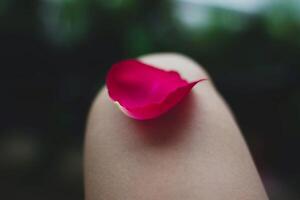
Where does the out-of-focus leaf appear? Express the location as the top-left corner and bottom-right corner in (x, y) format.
(95, 0), (136, 11)
(124, 25), (154, 57)
(40, 0), (90, 46)
(0, 0), (12, 17)
(264, 0), (300, 45)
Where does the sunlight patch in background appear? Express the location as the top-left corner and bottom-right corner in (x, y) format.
(172, 0), (300, 47)
(173, 0), (271, 31)
(171, 0), (257, 49)
(176, 0), (271, 14)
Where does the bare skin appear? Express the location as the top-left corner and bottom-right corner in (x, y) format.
(84, 53), (268, 200)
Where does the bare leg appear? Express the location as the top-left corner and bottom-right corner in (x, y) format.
(84, 53), (268, 200)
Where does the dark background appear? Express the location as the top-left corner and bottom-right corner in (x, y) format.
(1, 0), (300, 199)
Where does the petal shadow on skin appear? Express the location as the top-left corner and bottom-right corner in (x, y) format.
(128, 92), (200, 147)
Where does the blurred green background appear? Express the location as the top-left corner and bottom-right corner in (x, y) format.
(0, 0), (300, 199)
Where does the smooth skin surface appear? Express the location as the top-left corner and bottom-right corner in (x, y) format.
(84, 53), (268, 200)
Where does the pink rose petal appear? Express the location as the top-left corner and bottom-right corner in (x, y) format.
(106, 59), (206, 120)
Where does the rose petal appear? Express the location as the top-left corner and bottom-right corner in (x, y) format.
(106, 59), (206, 120)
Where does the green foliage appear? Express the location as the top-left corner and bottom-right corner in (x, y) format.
(0, 0), (11, 16)
(3, 0), (300, 50)
(124, 25), (154, 57)
(95, 0), (136, 11)
(264, 0), (300, 45)
(40, 0), (91, 46)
